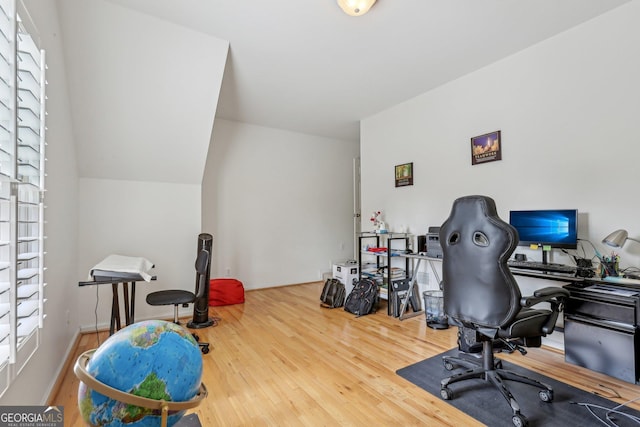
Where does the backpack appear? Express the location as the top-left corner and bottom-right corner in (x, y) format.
(320, 278), (346, 308)
(344, 278), (379, 317)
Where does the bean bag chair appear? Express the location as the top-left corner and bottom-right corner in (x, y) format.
(209, 278), (245, 306)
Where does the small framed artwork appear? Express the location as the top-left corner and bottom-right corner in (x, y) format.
(395, 162), (413, 187)
(471, 130), (502, 165)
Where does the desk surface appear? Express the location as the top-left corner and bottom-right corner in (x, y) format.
(514, 269), (640, 290)
(397, 253), (640, 290)
(510, 269), (583, 283)
(399, 253), (442, 261)
(599, 275), (640, 286)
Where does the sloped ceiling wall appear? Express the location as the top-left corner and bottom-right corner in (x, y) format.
(57, 0), (228, 184)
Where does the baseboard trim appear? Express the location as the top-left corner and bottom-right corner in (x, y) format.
(45, 328), (81, 405)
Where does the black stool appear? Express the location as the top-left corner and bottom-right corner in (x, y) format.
(146, 249), (211, 354)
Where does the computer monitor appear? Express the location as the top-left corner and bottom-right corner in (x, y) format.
(509, 209), (578, 250)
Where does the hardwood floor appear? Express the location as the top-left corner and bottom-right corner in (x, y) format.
(50, 281), (640, 426)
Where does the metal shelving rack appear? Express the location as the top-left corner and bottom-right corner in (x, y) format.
(357, 231), (412, 316)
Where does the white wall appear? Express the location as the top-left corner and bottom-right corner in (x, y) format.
(361, 1), (640, 348)
(77, 178), (202, 326)
(202, 119), (359, 289)
(0, 0), (79, 405)
(363, 0), (640, 267)
(57, 0), (229, 326)
(57, 0), (228, 185)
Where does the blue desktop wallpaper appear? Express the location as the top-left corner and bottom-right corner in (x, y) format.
(509, 210), (578, 247)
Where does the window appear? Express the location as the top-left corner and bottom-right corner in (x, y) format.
(0, 0), (46, 397)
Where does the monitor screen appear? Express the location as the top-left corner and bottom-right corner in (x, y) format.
(509, 209), (578, 249)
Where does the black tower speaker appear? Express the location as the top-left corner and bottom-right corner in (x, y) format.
(188, 233), (215, 329)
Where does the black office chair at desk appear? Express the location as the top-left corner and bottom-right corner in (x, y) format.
(146, 249), (211, 354)
(438, 195), (569, 427)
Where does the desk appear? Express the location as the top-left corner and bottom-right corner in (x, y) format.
(396, 253), (442, 320)
(79, 274), (156, 335)
(563, 278), (640, 384)
(400, 256), (640, 382)
(509, 267), (640, 384)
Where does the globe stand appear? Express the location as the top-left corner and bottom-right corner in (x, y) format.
(74, 349), (208, 427)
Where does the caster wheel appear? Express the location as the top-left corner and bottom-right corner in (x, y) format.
(539, 389), (553, 402)
(440, 387), (453, 400)
(201, 346), (210, 354)
(443, 361), (455, 371)
(512, 413), (528, 427)
(193, 333), (200, 341)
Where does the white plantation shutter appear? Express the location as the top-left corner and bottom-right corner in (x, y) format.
(0, 0), (45, 397)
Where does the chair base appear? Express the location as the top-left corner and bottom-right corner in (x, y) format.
(440, 340), (553, 427)
(148, 302), (212, 354)
(191, 332), (211, 354)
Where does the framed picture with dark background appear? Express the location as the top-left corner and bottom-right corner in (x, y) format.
(471, 130), (502, 165)
(395, 162), (413, 187)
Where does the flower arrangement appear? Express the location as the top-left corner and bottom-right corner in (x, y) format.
(370, 211), (387, 233)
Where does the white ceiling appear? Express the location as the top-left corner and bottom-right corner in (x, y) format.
(103, 0), (629, 142)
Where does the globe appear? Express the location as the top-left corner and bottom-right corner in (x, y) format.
(77, 320), (203, 426)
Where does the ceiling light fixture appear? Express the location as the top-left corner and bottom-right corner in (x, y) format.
(337, 0), (377, 16)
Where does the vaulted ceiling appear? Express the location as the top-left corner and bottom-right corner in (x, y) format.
(56, 0), (629, 183)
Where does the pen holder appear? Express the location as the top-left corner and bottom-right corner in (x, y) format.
(600, 260), (619, 278)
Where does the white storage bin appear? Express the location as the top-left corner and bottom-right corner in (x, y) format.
(332, 263), (359, 295)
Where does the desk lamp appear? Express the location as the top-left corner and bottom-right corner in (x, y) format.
(602, 229), (640, 248)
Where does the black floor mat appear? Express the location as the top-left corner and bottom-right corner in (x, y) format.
(396, 348), (640, 426)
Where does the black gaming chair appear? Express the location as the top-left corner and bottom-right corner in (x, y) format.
(438, 195), (569, 427)
(146, 249), (211, 354)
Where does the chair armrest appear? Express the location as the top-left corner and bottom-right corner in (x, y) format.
(520, 287), (570, 308)
(520, 287), (570, 335)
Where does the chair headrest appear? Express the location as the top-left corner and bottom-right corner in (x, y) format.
(440, 195), (521, 329)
